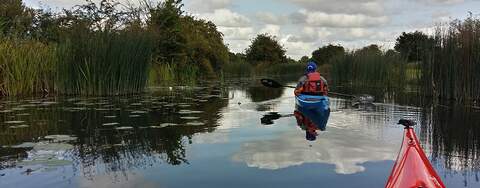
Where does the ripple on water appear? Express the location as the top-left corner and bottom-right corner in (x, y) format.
(180, 116), (200, 120)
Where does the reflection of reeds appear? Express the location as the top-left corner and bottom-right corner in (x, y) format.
(422, 105), (480, 176)
(56, 30), (154, 95)
(422, 16), (480, 105)
(0, 40), (57, 96)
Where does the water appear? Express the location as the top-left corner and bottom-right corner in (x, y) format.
(1, 79), (479, 188)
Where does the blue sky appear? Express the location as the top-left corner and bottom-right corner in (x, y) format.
(24, 0), (480, 59)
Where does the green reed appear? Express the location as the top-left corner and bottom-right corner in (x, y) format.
(421, 16), (480, 104)
(56, 30), (154, 96)
(149, 62), (200, 86)
(330, 51), (408, 88)
(0, 39), (57, 96)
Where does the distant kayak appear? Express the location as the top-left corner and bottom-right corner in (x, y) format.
(386, 120), (445, 188)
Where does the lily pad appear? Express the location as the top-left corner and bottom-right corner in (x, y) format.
(44, 135), (77, 142)
(9, 124), (29, 129)
(115, 126), (134, 130)
(5, 120), (25, 124)
(11, 142), (36, 148)
(186, 121), (205, 126)
(102, 122), (119, 126)
(180, 116), (200, 120)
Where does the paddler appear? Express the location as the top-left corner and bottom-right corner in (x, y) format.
(294, 61), (328, 96)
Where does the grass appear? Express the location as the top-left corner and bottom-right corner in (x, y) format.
(56, 30), (154, 95)
(0, 39), (57, 96)
(149, 62), (200, 86)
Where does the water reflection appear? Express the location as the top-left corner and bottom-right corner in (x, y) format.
(0, 85), (229, 179)
(0, 79), (480, 187)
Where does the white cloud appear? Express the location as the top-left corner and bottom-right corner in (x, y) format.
(416, 0), (464, 5)
(185, 0), (231, 13)
(197, 9), (251, 27)
(293, 10), (389, 28)
(219, 26), (255, 40)
(259, 24), (281, 37)
(288, 0), (385, 16)
(256, 12), (288, 25)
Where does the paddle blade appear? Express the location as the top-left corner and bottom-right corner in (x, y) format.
(261, 79), (283, 88)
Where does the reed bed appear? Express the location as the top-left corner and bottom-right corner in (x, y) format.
(422, 17), (480, 104)
(56, 31), (154, 95)
(0, 39), (57, 96)
(149, 62), (200, 86)
(330, 51), (408, 88)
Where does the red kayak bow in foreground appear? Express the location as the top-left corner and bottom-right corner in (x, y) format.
(385, 120), (446, 188)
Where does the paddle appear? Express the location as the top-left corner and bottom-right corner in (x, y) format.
(260, 78), (357, 98)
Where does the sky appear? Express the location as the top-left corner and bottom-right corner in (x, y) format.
(24, 0), (480, 59)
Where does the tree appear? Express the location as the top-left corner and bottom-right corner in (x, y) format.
(299, 56), (310, 64)
(355, 44), (382, 55)
(148, 0), (186, 63)
(245, 34), (287, 64)
(311, 44), (345, 65)
(0, 0), (34, 37)
(394, 31), (434, 62)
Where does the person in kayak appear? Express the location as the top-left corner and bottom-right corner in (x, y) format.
(294, 61), (328, 96)
(294, 110), (318, 141)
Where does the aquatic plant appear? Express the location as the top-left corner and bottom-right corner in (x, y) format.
(56, 30), (154, 95)
(0, 39), (57, 96)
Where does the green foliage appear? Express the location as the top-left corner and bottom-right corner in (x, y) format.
(0, 39), (57, 95)
(0, 0), (34, 38)
(395, 31), (434, 62)
(148, 0), (186, 63)
(245, 34), (287, 64)
(299, 56), (310, 64)
(311, 44), (345, 65)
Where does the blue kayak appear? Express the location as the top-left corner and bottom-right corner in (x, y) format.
(295, 94), (330, 130)
(295, 94), (329, 110)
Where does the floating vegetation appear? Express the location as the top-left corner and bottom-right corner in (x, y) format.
(33, 143), (74, 151)
(102, 122), (120, 126)
(131, 110), (148, 114)
(11, 107), (26, 111)
(178, 110), (203, 114)
(9, 124), (29, 129)
(186, 121), (205, 126)
(129, 115), (141, 118)
(16, 113), (31, 116)
(115, 126), (134, 130)
(0, 110), (13, 113)
(11, 142), (36, 148)
(160, 123), (178, 127)
(5, 120), (25, 124)
(104, 115), (117, 118)
(178, 104), (191, 108)
(180, 116), (200, 120)
(44, 135), (77, 142)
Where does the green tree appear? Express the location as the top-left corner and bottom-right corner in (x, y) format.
(245, 34), (287, 64)
(355, 44), (382, 55)
(0, 0), (34, 37)
(394, 31), (434, 62)
(311, 44), (345, 65)
(148, 0), (186, 63)
(299, 56), (310, 64)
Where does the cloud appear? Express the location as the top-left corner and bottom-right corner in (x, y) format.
(256, 12), (288, 25)
(416, 0), (464, 5)
(288, 0), (385, 16)
(291, 10), (389, 28)
(219, 26), (255, 40)
(259, 24), (281, 37)
(232, 109), (400, 174)
(197, 9), (251, 27)
(185, 0), (231, 13)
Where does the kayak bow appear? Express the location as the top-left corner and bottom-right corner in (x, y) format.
(385, 120), (445, 188)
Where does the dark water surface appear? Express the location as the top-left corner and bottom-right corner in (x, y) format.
(1, 79), (479, 188)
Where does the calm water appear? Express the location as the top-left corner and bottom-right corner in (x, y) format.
(1, 79), (479, 188)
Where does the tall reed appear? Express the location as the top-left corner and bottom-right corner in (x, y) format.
(330, 51), (407, 88)
(56, 30), (154, 95)
(422, 16), (480, 104)
(0, 39), (57, 96)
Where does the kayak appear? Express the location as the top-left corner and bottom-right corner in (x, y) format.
(295, 94), (329, 110)
(296, 105), (330, 131)
(385, 120), (445, 188)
